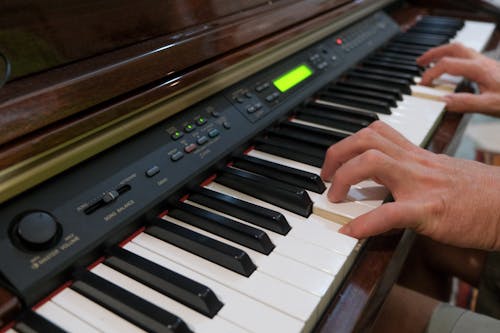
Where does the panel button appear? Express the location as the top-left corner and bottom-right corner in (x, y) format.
(171, 151), (184, 161)
(255, 102), (263, 110)
(184, 124), (195, 133)
(234, 97), (244, 104)
(146, 166), (160, 177)
(102, 190), (120, 204)
(184, 143), (197, 153)
(265, 95), (274, 102)
(197, 136), (209, 145)
(223, 122), (231, 129)
(196, 117), (207, 126)
(15, 211), (61, 250)
(247, 106), (256, 113)
(171, 131), (184, 140)
(210, 111), (221, 118)
(208, 129), (220, 138)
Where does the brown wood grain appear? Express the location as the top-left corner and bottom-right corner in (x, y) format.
(0, 287), (21, 328)
(314, 3), (500, 332)
(0, 0), (376, 169)
(0, 0), (353, 149)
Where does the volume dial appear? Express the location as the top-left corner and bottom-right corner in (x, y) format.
(13, 211), (61, 251)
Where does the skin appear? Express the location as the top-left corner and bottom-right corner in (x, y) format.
(323, 42), (500, 333)
(417, 43), (500, 116)
(321, 121), (500, 250)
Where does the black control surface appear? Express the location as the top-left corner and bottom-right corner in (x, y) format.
(0, 11), (400, 304)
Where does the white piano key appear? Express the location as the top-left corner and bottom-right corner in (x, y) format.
(90, 263), (248, 333)
(36, 301), (101, 333)
(379, 94), (445, 146)
(453, 21), (496, 52)
(161, 213), (334, 298)
(411, 84), (449, 101)
(131, 232), (319, 323)
(246, 148), (388, 221)
(51, 288), (145, 333)
(185, 199), (348, 276)
(5, 329), (19, 333)
(124, 241), (304, 333)
(206, 182), (357, 256)
(248, 149), (322, 175)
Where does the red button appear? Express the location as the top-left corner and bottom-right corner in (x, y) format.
(336, 38), (343, 45)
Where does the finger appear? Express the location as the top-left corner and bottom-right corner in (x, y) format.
(419, 57), (484, 86)
(368, 120), (419, 152)
(416, 43), (475, 67)
(338, 201), (419, 239)
(327, 149), (404, 202)
(320, 124), (406, 181)
(445, 92), (500, 114)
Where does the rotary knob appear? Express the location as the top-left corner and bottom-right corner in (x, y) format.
(13, 211), (61, 251)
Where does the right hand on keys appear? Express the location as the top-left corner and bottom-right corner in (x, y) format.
(417, 43), (500, 117)
(321, 121), (500, 251)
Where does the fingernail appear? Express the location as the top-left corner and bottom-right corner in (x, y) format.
(339, 224), (351, 235)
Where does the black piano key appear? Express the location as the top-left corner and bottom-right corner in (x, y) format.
(408, 26), (457, 38)
(316, 90), (392, 114)
(361, 60), (422, 76)
(338, 79), (403, 100)
(146, 218), (256, 276)
(353, 66), (416, 83)
(383, 45), (426, 57)
(327, 84), (398, 106)
(347, 72), (411, 94)
(418, 16), (464, 29)
(15, 310), (66, 333)
(387, 42), (430, 53)
(294, 102), (377, 133)
(393, 35), (448, 48)
(377, 51), (419, 62)
(398, 31), (451, 42)
(254, 140), (324, 168)
(217, 166), (313, 217)
(232, 154), (326, 193)
(105, 246), (223, 318)
(272, 120), (344, 147)
(189, 186), (291, 235)
(257, 132), (327, 160)
(370, 55), (421, 68)
(71, 269), (192, 333)
(168, 201), (275, 255)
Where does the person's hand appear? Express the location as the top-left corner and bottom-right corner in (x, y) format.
(320, 120), (500, 250)
(417, 43), (500, 116)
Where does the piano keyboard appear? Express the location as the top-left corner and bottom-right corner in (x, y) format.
(1, 13), (495, 333)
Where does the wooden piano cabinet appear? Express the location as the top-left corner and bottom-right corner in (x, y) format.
(0, 287), (21, 329)
(315, 3), (500, 331)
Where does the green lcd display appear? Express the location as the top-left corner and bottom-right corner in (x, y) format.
(273, 64), (313, 93)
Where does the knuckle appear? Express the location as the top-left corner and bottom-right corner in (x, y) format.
(369, 120), (388, 134)
(361, 149), (383, 164)
(355, 126), (376, 145)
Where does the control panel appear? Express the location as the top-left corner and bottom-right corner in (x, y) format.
(0, 11), (400, 304)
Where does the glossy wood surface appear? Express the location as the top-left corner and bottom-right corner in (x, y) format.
(0, 0), (355, 154)
(314, 3), (499, 332)
(0, 287), (21, 328)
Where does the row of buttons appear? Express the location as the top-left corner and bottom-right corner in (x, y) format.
(170, 127), (223, 162)
(246, 102), (263, 113)
(265, 92), (280, 103)
(309, 53), (328, 70)
(255, 82), (270, 92)
(234, 91), (253, 104)
(171, 116), (208, 140)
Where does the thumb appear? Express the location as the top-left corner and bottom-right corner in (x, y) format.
(339, 202), (417, 239)
(443, 93), (490, 113)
